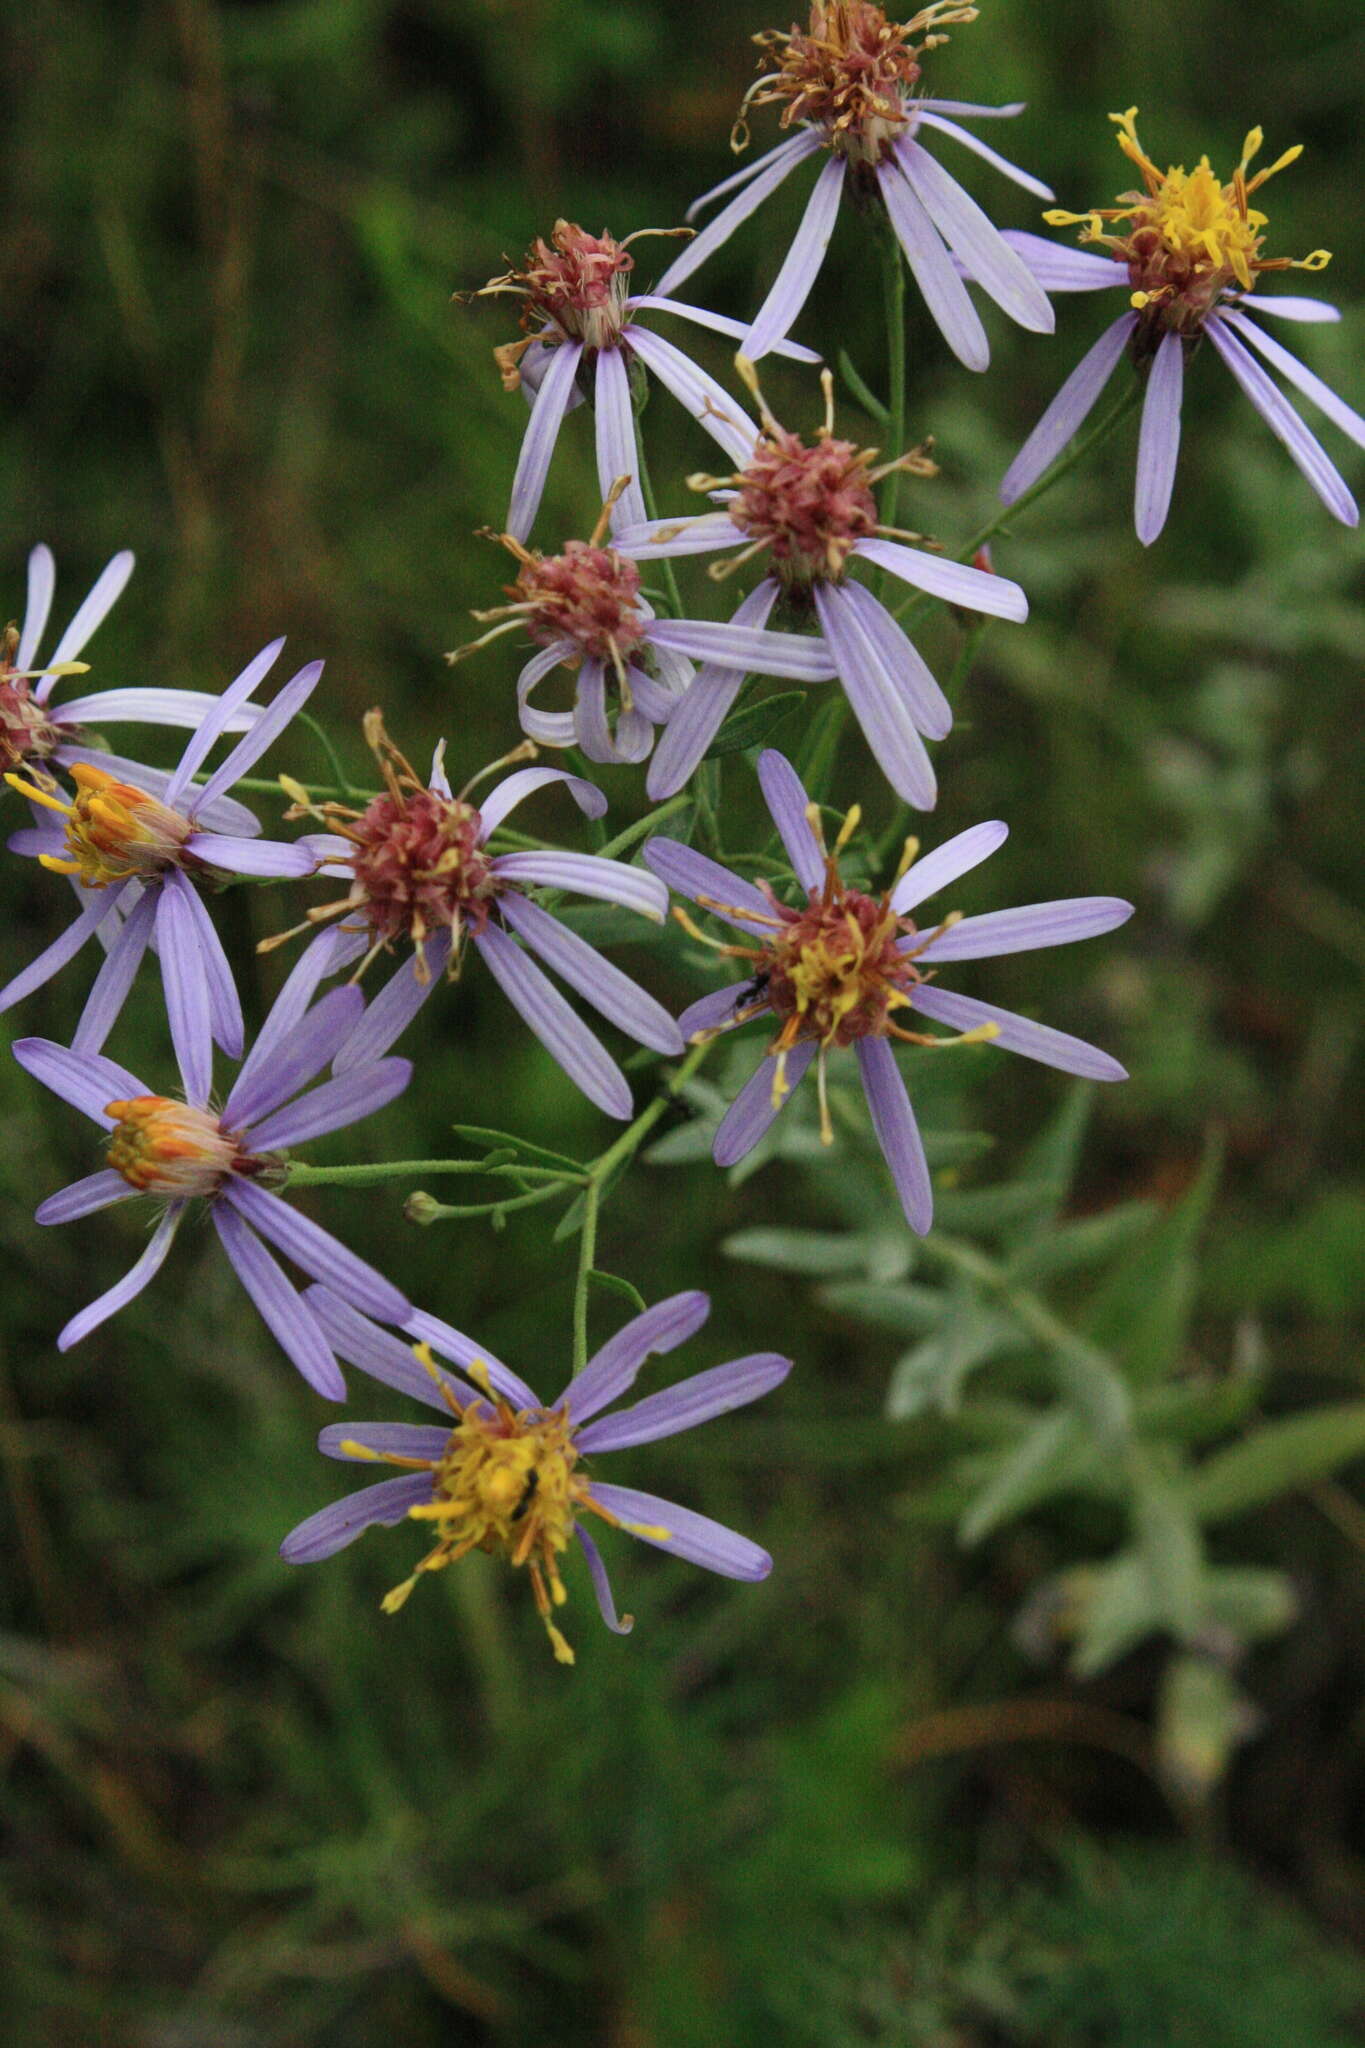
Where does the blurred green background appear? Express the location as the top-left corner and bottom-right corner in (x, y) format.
(2, 1), (1363, 2040)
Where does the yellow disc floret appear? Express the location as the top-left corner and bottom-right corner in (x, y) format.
(6, 761), (194, 888)
(105, 1097), (244, 1196)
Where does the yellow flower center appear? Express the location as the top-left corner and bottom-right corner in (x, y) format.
(105, 1097), (244, 1196)
(6, 761), (194, 888)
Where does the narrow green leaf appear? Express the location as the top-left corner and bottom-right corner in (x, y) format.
(1189, 1402), (1365, 1523)
(587, 1269), (648, 1314)
(959, 1409), (1081, 1546)
(837, 349), (890, 424)
(1006, 1200), (1159, 1284)
(1130, 1452), (1205, 1640)
(819, 1279), (947, 1336)
(450, 1125), (584, 1175)
(1083, 1134), (1223, 1383)
(704, 690), (804, 759)
(885, 1303), (1025, 1420)
(723, 1228), (888, 1277)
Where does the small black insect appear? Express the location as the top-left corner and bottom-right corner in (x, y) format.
(735, 968), (771, 1012)
(510, 1467), (540, 1522)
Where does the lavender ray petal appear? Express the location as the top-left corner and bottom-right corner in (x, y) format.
(836, 579), (954, 741)
(403, 1303), (540, 1411)
(279, 1473), (434, 1563)
(627, 294), (821, 364)
(317, 1421), (451, 1463)
(852, 537), (1028, 622)
(915, 114), (1053, 199)
(640, 837), (775, 930)
(328, 947), (445, 1078)
(47, 747), (263, 837)
(35, 1169), (140, 1226)
(654, 128), (823, 295)
(506, 340), (583, 543)
(516, 643), (579, 748)
(186, 833), (320, 878)
(613, 709), (657, 765)
(58, 1206), (183, 1350)
(584, 1482), (771, 1582)
(623, 660), (681, 725)
(593, 347), (648, 533)
(647, 617), (835, 681)
(226, 984), (365, 1128)
(895, 140), (1054, 332)
(678, 981), (762, 1038)
(913, 98), (1026, 118)
(222, 930), (368, 1115)
(305, 1285), (490, 1410)
(1205, 317), (1358, 526)
(247, 1059), (412, 1153)
(813, 582), (937, 809)
(52, 688), (263, 734)
(611, 512), (741, 560)
(16, 543), (57, 674)
(572, 657), (616, 763)
(1231, 293), (1341, 323)
(42, 550), (135, 671)
(162, 638), (286, 806)
(680, 129), (819, 223)
(165, 877), (243, 1055)
(742, 153), (845, 359)
(573, 1526), (633, 1634)
(516, 639), (575, 695)
(890, 820), (1009, 915)
(576, 1352), (791, 1452)
(644, 581), (779, 800)
(224, 1178), (410, 1326)
(0, 894), (119, 1014)
(6, 828), (65, 860)
(757, 748), (823, 891)
(996, 229), (1125, 292)
(476, 764), (606, 842)
(916, 895), (1133, 963)
(70, 886), (158, 1056)
(155, 874), (213, 1108)
(1000, 312), (1137, 505)
(11, 1036), (147, 1126)
(564, 1290), (711, 1423)
(910, 982), (1127, 1081)
(193, 660), (325, 810)
(1220, 309), (1365, 450)
(713, 1041), (816, 1168)
(491, 850), (667, 922)
(471, 923), (632, 1120)
(1134, 331), (1184, 546)
(498, 895), (683, 1054)
(855, 1036), (933, 1236)
(876, 159), (990, 371)
(624, 326), (757, 467)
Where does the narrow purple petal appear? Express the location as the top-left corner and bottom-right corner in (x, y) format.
(915, 895), (1133, 963)
(612, 512), (740, 560)
(0, 894), (118, 1014)
(647, 617), (835, 681)
(317, 1421), (451, 1463)
(574, 1526), (633, 1634)
(517, 643), (579, 747)
(171, 877), (244, 1057)
(498, 895), (683, 1054)
(713, 1041), (816, 1167)
(852, 537), (1028, 623)
(16, 543), (57, 674)
(627, 294), (821, 364)
(645, 580), (780, 800)
(506, 340), (584, 543)
(248, 1059), (412, 1152)
(163, 639), (286, 806)
(910, 982), (1127, 1081)
(1000, 312), (1136, 505)
(890, 820), (1008, 915)
(640, 838), (775, 931)
(328, 946), (444, 1078)
(743, 153), (845, 360)
(403, 1303), (541, 1411)
(914, 113), (1053, 200)
(876, 159), (990, 371)
(69, 886), (157, 1056)
(572, 657), (621, 765)
(1135, 331), (1184, 545)
(472, 923), (632, 1120)
(222, 938), (367, 1119)
(476, 765), (606, 843)
(11, 1036), (146, 1127)
(836, 579), (954, 741)
(280, 1474), (434, 1562)
(306, 1285), (495, 1410)
(1232, 293), (1341, 323)
(42, 550), (135, 672)
(813, 582), (937, 809)
(564, 1290), (711, 1423)
(757, 748), (823, 892)
(576, 1352), (791, 1452)
(895, 140), (1053, 332)
(623, 658), (683, 724)
(194, 660), (324, 810)
(585, 1482), (772, 1581)
(186, 833), (319, 878)
(855, 1036), (933, 1235)
(996, 229), (1125, 292)
(914, 99), (1026, 119)
(224, 1178), (410, 1326)
(678, 981), (764, 1039)
(654, 128), (823, 295)
(681, 129), (819, 224)
(1205, 317), (1358, 526)
(593, 347), (648, 533)
(491, 850), (666, 922)
(156, 874), (213, 1108)
(58, 1206), (183, 1350)
(52, 687), (263, 734)
(6, 827), (65, 860)
(624, 326), (757, 467)
(35, 1169), (139, 1226)
(1220, 309), (1365, 450)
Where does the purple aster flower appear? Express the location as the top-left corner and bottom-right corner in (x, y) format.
(615, 368), (1028, 806)
(269, 718), (683, 1121)
(1, 543), (264, 780)
(644, 748), (1130, 1233)
(651, 2), (1054, 370)
(3, 639), (324, 1101)
(11, 968), (413, 1397)
(996, 110), (1361, 543)
(478, 218), (820, 545)
(452, 485), (838, 768)
(279, 1284), (789, 1663)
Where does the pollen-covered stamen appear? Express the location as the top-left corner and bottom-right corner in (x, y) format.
(460, 484), (651, 685)
(0, 623), (92, 769)
(476, 221), (692, 378)
(1045, 108), (1332, 341)
(6, 761), (195, 888)
(104, 1097), (254, 1197)
(737, 2), (975, 167)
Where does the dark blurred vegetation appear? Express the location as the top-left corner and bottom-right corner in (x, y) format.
(2, 1), (1363, 2040)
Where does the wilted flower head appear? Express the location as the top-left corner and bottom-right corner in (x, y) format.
(998, 110), (1362, 541)
(280, 1287), (789, 1663)
(645, 749), (1130, 1232)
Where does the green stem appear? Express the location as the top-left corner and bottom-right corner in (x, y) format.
(572, 1179), (600, 1376)
(596, 792), (690, 864)
(284, 1158), (575, 1189)
(298, 710), (357, 798)
(633, 416), (686, 622)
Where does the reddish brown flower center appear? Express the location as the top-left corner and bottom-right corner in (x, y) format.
(741, 4), (973, 166)
(514, 221), (634, 349)
(732, 427), (879, 587)
(347, 787), (498, 949)
(515, 542), (650, 663)
(762, 882), (923, 1048)
(0, 626), (64, 769)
